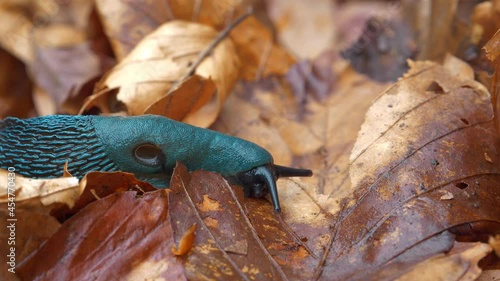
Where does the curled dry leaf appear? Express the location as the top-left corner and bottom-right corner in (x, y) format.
(90, 20), (239, 127)
(0, 168), (80, 212)
(319, 57), (500, 280)
(17, 190), (186, 281)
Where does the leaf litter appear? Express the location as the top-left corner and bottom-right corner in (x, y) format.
(0, 1), (499, 280)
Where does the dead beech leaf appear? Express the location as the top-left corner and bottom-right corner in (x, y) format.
(0, 169), (80, 211)
(0, 4), (33, 63)
(0, 49), (34, 119)
(52, 171), (157, 221)
(319, 57), (500, 280)
(144, 75), (217, 125)
(395, 242), (492, 281)
(30, 25), (101, 106)
(213, 61), (389, 215)
(172, 224), (197, 256)
(230, 16), (295, 80)
(95, 0), (243, 60)
(168, 163), (324, 280)
(17, 190), (186, 281)
(91, 20), (239, 127)
(267, 0), (335, 58)
(0, 210), (60, 281)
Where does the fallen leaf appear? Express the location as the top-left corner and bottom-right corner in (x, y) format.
(267, 0), (335, 58)
(319, 57), (500, 280)
(0, 169), (80, 213)
(52, 171), (157, 221)
(0, 210), (60, 281)
(95, 0), (243, 60)
(168, 163), (324, 280)
(0, 49), (34, 119)
(144, 75), (217, 126)
(30, 25), (101, 105)
(90, 20), (239, 127)
(230, 16), (295, 80)
(395, 242), (492, 281)
(17, 190), (186, 281)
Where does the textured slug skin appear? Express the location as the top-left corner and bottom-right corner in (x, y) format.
(0, 115), (118, 179)
(0, 115), (273, 187)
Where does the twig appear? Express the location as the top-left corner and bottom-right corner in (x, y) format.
(167, 8), (252, 93)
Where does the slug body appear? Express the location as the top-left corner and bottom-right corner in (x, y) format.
(0, 115), (312, 211)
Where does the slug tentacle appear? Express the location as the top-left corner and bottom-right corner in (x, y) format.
(236, 164), (312, 211)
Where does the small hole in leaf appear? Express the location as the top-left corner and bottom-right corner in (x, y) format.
(426, 81), (445, 94)
(454, 182), (468, 189)
(460, 118), (469, 125)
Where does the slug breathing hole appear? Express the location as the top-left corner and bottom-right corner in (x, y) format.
(460, 118), (469, 125)
(454, 182), (469, 190)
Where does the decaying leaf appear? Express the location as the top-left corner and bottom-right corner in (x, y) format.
(318, 56), (500, 280)
(0, 168), (80, 212)
(0, 210), (60, 281)
(230, 16), (295, 80)
(52, 171), (157, 221)
(395, 242), (492, 281)
(95, 0), (244, 60)
(267, 0), (335, 58)
(0, 49), (34, 119)
(17, 190), (185, 281)
(168, 163), (323, 280)
(89, 20), (239, 127)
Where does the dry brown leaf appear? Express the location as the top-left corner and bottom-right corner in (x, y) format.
(267, 0), (335, 58)
(0, 210), (60, 281)
(30, 25), (101, 106)
(95, 0), (243, 60)
(168, 163), (325, 280)
(230, 16), (295, 80)
(395, 242), (492, 281)
(52, 171), (157, 221)
(318, 56), (500, 280)
(0, 168), (80, 212)
(91, 20), (239, 127)
(144, 75), (217, 125)
(17, 190), (186, 281)
(0, 49), (34, 119)
(0, 4), (33, 63)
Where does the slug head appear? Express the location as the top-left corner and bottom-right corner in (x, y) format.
(235, 164), (313, 211)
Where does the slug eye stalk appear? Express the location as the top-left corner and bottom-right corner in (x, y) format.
(235, 164), (313, 212)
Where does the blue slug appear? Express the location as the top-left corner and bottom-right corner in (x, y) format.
(0, 115), (312, 211)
